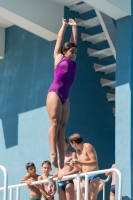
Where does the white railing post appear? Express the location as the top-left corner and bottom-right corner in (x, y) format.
(0, 168), (122, 200)
(9, 188), (13, 200)
(77, 173), (80, 200)
(16, 187), (20, 200)
(85, 174), (89, 200)
(0, 165), (8, 200)
(116, 169), (122, 200)
(103, 184), (105, 200)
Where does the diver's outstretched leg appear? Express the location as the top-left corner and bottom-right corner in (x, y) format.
(57, 99), (70, 169)
(46, 92), (63, 168)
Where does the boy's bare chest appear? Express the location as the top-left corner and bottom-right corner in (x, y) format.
(77, 150), (89, 161)
(29, 176), (38, 181)
(42, 175), (51, 186)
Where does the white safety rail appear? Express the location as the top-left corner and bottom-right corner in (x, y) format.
(0, 165), (8, 200)
(100, 175), (111, 200)
(0, 168), (122, 200)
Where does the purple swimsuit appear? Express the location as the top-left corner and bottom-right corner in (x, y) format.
(48, 56), (76, 104)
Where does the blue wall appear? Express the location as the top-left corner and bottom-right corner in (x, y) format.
(0, 7), (115, 200)
(115, 1), (133, 198)
(0, 25), (56, 199)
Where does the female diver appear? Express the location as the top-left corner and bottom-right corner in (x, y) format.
(46, 18), (77, 169)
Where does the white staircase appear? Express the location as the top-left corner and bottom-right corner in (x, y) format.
(113, 108), (115, 116)
(75, 17), (100, 28)
(94, 63), (116, 74)
(88, 48), (113, 59)
(100, 78), (115, 89)
(107, 93), (115, 101)
(69, 1), (116, 114)
(70, 3), (93, 13)
(81, 32), (106, 44)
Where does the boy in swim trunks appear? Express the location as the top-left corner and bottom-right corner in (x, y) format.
(69, 133), (100, 200)
(53, 137), (79, 200)
(105, 164), (115, 200)
(21, 162), (41, 200)
(38, 161), (56, 200)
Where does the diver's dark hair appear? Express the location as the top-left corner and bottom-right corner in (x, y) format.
(42, 160), (51, 167)
(61, 42), (77, 54)
(26, 162), (35, 170)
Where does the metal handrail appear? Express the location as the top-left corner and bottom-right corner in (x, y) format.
(0, 168), (122, 200)
(100, 175), (111, 200)
(100, 175), (111, 182)
(0, 165), (8, 200)
(0, 172), (111, 190)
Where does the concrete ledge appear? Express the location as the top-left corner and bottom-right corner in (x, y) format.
(0, 0), (64, 41)
(83, 0), (131, 19)
(0, 27), (5, 58)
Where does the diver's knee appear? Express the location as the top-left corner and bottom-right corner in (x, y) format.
(51, 118), (61, 128)
(60, 121), (67, 129)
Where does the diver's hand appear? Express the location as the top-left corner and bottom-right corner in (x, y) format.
(62, 18), (68, 27)
(68, 18), (77, 26)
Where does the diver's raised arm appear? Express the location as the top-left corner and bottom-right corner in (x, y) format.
(54, 18), (68, 59)
(69, 18), (77, 45)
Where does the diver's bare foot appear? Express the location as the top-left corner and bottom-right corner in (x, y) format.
(50, 153), (58, 168)
(58, 155), (64, 169)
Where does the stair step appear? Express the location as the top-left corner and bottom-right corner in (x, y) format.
(94, 63), (116, 74)
(113, 108), (115, 115)
(106, 93), (115, 101)
(100, 78), (115, 88)
(81, 32), (106, 44)
(67, 0), (82, 6)
(88, 48), (97, 54)
(70, 3), (93, 14)
(88, 48), (113, 59)
(75, 17), (100, 28)
(81, 33), (91, 39)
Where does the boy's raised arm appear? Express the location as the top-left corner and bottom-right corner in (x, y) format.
(105, 164), (115, 176)
(21, 174), (31, 184)
(21, 175), (27, 183)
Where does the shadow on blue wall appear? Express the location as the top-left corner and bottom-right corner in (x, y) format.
(122, 197), (130, 200)
(0, 26), (55, 148)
